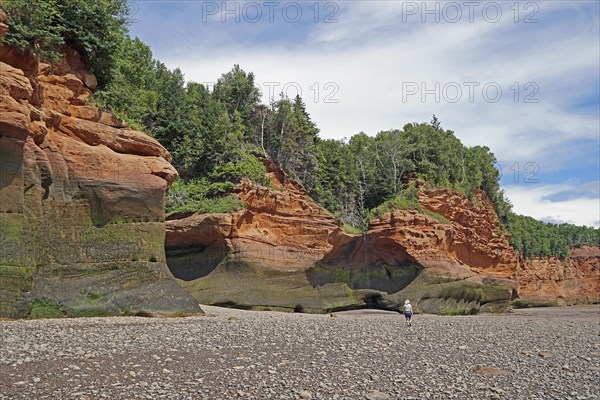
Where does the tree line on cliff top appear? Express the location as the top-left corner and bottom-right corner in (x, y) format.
(1, 0), (598, 258)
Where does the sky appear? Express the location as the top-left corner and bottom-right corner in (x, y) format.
(127, 0), (600, 227)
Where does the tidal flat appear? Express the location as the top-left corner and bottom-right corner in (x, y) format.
(1, 305), (598, 399)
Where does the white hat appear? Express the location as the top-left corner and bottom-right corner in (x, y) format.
(405, 300), (410, 304)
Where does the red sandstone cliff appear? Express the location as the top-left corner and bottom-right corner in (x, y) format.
(166, 161), (599, 313)
(517, 246), (599, 304)
(0, 13), (201, 317)
(166, 160), (353, 312)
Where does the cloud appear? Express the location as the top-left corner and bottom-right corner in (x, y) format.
(504, 182), (600, 227)
(152, 1), (599, 147)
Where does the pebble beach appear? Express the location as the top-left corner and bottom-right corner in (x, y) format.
(1, 306), (599, 399)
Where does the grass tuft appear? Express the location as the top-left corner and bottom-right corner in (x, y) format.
(28, 299), (65, 319)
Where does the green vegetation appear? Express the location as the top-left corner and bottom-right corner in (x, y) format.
(436, 283), (508, 305)
(314, 122), (511, 229)
(439, 306), (478, 316)
(1, 0), (130, 86)
(28, 298), (65, 319)
(507, 213), (599, 258)
(366, 183), (450, 224)
(89, 31), (316, 208)
(80, 288), (104, 301)
(342, 223), (363, 234)
(165, 179), (246, 214)
(366, 184), (422, 220)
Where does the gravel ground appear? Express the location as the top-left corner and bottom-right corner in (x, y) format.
(1, 305), (599, 399)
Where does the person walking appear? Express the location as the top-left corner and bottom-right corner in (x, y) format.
(403, 299), (413, 327)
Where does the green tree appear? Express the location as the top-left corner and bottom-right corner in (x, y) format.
(213, 64), (261, 136)
(1, 0), (130, 87)
(56, 0), (130, 87)
(1, 0), (64, 63)
(93, 37), (158, 127)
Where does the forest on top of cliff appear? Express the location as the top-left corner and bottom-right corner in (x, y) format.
(1, 0), (598, 258)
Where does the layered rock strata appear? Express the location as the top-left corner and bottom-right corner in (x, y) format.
(167, 162), (531, 314)
(0, 16), (201, 317)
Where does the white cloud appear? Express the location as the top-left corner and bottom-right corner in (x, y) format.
(504, 182), (600, 227)
(162, 1), (599, 156)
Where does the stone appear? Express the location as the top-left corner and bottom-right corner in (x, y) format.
(299, 391), (312, 399)
(471, 365), (511, 376)
(365, 390), (390, 400)
(0, 27), (201, 318)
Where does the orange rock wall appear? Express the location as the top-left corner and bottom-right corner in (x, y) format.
(167, 161), (343, 273)
(517, 246), (600, 303)
(167, 170), (599, 309)
(418, 188), (518, 280)
(0, 15), (200, 317)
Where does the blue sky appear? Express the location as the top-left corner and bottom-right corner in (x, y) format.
(127, 0), (600, 227)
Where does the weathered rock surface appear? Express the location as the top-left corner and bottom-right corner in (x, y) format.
(166, 162), (501, 313)
(356, 189), (519, 314)
(419, 188), (518, 280)
(517, 246), (600, 306)
(167, 160), (599, 313)
(166, 161), (351, 313)
(0, 21), (201, 317)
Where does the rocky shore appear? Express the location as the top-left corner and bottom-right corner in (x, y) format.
(1, 306), (598, 399)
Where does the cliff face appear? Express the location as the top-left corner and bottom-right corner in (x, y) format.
(166, 160), (599, 313)
(167, 162), (514, 313)
(0, 17), (201, 317)
(326, 188), (519, 313)
(166, 160), (353, 312)
(517, 246), (600, 305)
(419, 189), (518, 279)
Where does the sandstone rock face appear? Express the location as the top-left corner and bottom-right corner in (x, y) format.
(166, 162), (354, 313)
(419, 189), (517, 280)
(0, 25), (201, 317)
(347, 189), (518, 314)
(167, 162), (512, 313)
(517, 246), (600, 305)
(167, 161), (599, 313)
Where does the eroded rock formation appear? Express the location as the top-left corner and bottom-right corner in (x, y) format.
(166, 158), (599, 313)
(166, 160), (352, 312)
(0, 15), (201, 317)
(517, 246), (600, 305)
(167, 160), (515, 314)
